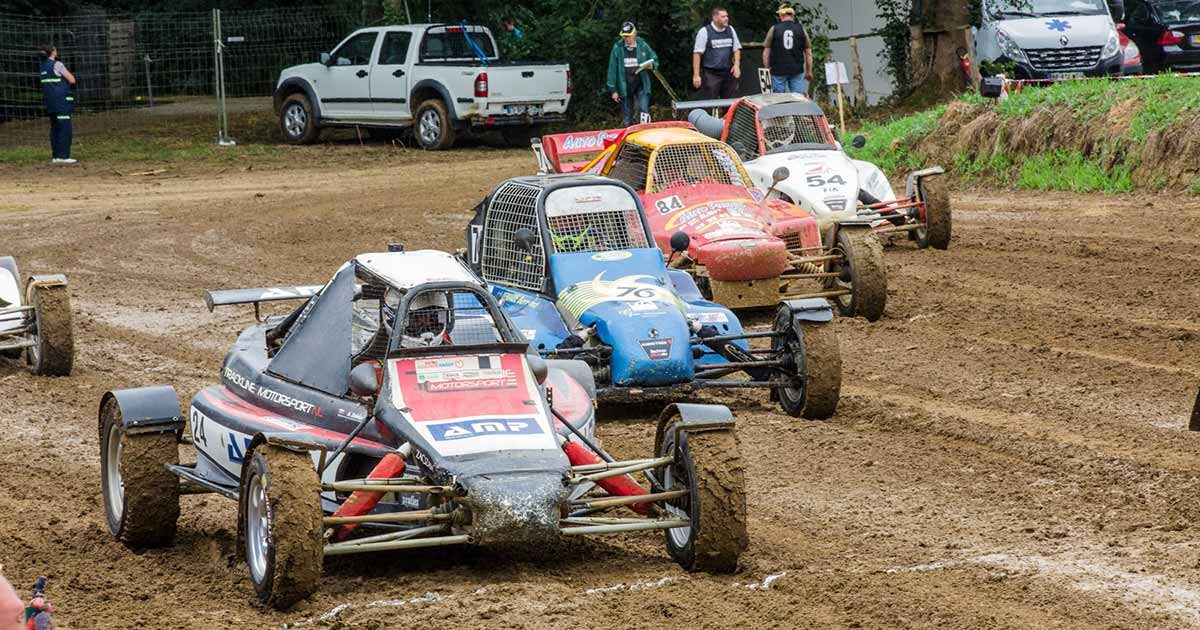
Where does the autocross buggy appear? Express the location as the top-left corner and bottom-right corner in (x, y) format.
(0, 256), (73, 376)
(464, 174), (842, 419)
(532, 122), (889, 319)
(685, 93), (952, 250)
(99, 249), (747, 608)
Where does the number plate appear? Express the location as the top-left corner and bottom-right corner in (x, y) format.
(1049, 72), (1084, 80)
(504, 105), (527, 115)
(1192, 34), (1200, 46)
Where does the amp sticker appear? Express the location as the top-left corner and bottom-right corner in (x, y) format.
(427, 418), (544, 441)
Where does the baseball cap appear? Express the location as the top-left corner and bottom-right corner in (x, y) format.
(620, 21), (636, 35)
(776, 4), (795, 14)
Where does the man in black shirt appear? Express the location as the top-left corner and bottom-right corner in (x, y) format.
(763, 4), (813, 94)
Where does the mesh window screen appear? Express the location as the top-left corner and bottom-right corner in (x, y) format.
(547, 209), (650, 253)
(396, 290), (503, 349)
(649, 142), (750, 193)
(481, 181), (545, 293)
(727, 103), (762, 159)
(606, 142), (651, 191)
(760, 114), (836, 150)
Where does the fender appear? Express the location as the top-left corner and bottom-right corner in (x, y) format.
(904, 166), (945, 198)
(654, 402), (736, 457)
(274, 77), (323, 122)
(25, 274), (67, 305)
(409, 79), (458, 120)
(100, 385), (184, 435)
(781, 298), (834, 324)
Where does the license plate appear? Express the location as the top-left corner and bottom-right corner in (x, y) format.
(504, 105), (527, 115)
(1049, 72), (1084, 80)
(1192, 34), (1200, 46)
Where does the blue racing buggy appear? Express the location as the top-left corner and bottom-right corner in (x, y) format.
(464, 174), (842, 419)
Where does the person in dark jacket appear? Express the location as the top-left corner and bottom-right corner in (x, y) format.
(763, 4), (813, 94)
(606, 22), (659, 126)
(38, 45), (77, 164)
(692, 7), (742, 99)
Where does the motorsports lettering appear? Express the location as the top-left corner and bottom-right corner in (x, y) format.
(663, 199), (760, 237)
(224, 366), (323, 416)
(412, 355), (519, 393)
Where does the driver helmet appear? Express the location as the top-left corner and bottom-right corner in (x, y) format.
(398, 291), (451, 347)
(548, 215), (594, 252)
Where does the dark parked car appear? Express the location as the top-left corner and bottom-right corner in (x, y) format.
(1124, 0), (1200, 72)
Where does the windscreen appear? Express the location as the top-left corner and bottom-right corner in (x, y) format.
(649, 142), (751, 193)
(759, 113), (837, 151)
(1155, 0), (1200, 23)
(544, 186), (651, 254)
(987, 0), (1108, 18)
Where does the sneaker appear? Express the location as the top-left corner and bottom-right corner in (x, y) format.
(52, 158), (77, 164)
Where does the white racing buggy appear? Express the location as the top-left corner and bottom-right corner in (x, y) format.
(0, 256), (73, 376)
(98, 249), (747, 609)
(685, 93), (953, 250)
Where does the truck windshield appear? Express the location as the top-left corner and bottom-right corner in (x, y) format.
(988, 0), (1108, 17)
(1155, 0), (1200, 23)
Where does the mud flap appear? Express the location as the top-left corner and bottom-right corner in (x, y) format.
(782, 298), (834, 325)
(904, 166), (945, 199)
(654, 403), (736, 458)
(100, 386), (183, 436)
(1190, 388), (1200, 432)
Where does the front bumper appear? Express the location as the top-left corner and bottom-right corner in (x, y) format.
(469, 112), (567, 129)
(1002, 51), (1123, 80)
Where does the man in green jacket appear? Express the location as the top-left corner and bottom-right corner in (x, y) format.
(607, 22), (659, 126)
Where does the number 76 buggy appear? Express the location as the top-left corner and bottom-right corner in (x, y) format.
(99, 249), (747, 608)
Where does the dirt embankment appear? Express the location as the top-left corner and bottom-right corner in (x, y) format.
(908, 93), (1200, 190)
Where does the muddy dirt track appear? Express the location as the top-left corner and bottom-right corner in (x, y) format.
(1, 149), (1199, 629)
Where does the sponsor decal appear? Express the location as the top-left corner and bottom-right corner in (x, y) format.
(1046, 18), (1071, 32)
(338, 407), (367, 422)
(226, 433), (254, 464)
(413, 355), (518, 393)
(825, 198), (847, 211)
(190, 407), (211, 447)
(574, 193), (603, 203)
(558, 273), (681, 318)
(749, 189), (765, 202)
(639, 338), (673, 360)
(691, 311), (729, 324)
(561, 131), (619, 151)
(521, 328), (538, 340)
(223, 367), (323, 417)
(664, 200), (759, 233)
(591, 251), (633, 262)
(427, 418), (544, 441)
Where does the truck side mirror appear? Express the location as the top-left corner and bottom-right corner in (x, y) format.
(320, 52), (331, 65)
(513, 227), (537, 252)
(1107, 0), (1124, 21)
(851, 135), (867, 150)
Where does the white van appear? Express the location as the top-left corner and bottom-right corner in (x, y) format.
(975, 0), (1127, 79)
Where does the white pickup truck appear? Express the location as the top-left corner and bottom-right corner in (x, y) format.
(273, 24), (571, 149)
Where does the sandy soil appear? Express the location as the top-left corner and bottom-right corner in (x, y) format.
(1, 152), (1199, 629)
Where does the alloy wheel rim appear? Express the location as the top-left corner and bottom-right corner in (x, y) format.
(419, 110), (440, 144)
(285, 105), (307, 137)
(246, 471), (270, 583)
(104, 423), (125, 518)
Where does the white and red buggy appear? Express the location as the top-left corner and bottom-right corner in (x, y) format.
(99, 249), (747, 608)
(685, 93), (952, 250)
(0, 256), (73, 376)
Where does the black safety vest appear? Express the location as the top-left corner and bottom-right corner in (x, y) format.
(769, 22), (807, 76)
(40, 57), (73, 115)
(701, 24), (735, 70)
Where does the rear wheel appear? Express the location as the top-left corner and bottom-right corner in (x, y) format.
(241, 445), (324, 609)
(280, 93), (320, 145)
(659, 427), (747, 573)
(100, 396), (180, 547)
(414, 99), (456, 150)
(27, 283), (73, 376)
(915, 178), (952, 250)
(772, 306), (842, 419)
(826, 228), (887, 321)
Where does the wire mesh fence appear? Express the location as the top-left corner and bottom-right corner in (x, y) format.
(0, 7), (361, 147)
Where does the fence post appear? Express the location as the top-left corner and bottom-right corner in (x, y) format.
(213, 8), (236, 146)
(849, 36), (867, 111)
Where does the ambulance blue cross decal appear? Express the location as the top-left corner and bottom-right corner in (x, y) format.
(1046, 19), (1071, 32)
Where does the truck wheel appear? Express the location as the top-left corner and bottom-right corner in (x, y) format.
(414, 99), (456, 150)
(771, 306), (842, 419)
(500, 126), (536, 148)
(826, 228), (887, 322)
(280, 93), (320, 145)
(915, 178), (952, 250)
(659, 427), (747, 573)
(100, 396), (180, 547)
(27, 283), (73, 376)
(241, 445), (324, 609)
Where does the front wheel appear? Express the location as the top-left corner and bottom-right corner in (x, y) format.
(241, 445), (324, 609)
(414, 100), (456, 150)
(772, 306), (843, 419)
(915, 178), (952, 250)
(659, 427), (747, 573)
(279, 93), (320, 145)
(826, 228), (887, 321)
(100, 396), (180, 547)
(27, 283), (73, 376)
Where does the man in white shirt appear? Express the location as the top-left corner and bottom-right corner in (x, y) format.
(692, 7), (742, 100)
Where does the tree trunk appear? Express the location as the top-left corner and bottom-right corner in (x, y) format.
(909, 0), (973, 97)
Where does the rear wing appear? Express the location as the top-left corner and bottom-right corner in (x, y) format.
(672, 98), (738, 114)
(204, 285), (323, 319)
(533, 129), (623, 174)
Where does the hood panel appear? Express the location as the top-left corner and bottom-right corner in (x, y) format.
(999, 15), (1114, 47)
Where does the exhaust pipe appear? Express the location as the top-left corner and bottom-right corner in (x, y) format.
(688, 109), (726, 140)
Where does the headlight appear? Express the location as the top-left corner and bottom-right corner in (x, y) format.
(996, 29), (1028, 63)
(1101, 28), (1121, 59)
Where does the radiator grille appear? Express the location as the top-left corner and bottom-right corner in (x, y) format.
(1026, 46), (1102, 71)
